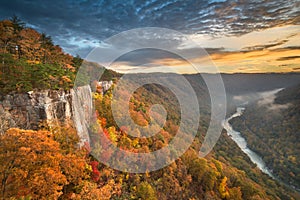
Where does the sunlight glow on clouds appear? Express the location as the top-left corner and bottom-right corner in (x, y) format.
(107, 25), (300, 74)
(0, 0), (299, 73)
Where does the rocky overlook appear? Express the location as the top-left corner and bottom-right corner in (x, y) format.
(0, 81), (113, 138)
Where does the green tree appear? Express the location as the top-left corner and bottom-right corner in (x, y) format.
(10, 15), (25, 32)
(136, 181), (157, 200)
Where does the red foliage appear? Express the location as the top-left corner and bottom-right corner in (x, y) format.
(90, 161), (100, 182)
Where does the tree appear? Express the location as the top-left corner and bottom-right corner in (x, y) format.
(76, 179), (121, 200)
(10, 15), (25, 32)
(218, 176), (229, 199)
(136, 181), (157, 200)
(202, 170), (218, 191)
(72, 54), (83, 70)
(228, 187), (243, 200)
(0, 128), (67, 199)
(19, 28), (42, 61)
(0, 20), (16, 54)
(40, 33), (53, 63)
(188, 158), (207, 183)
(45, 124), (91, 197)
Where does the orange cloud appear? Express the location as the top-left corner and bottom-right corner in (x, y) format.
(109, 25), (300, 74)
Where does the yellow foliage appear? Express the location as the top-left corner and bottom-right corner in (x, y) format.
(219, 176), (230, 199)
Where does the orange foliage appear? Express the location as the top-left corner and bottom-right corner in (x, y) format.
(0, 128), (67, 199)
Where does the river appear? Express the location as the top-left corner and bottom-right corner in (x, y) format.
(222, 107), (274, 178)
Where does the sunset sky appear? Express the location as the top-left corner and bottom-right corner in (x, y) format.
(0, 0), (299, 73)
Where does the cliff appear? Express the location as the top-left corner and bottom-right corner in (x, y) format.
(0, 82), (113, 143)
(0, 89), (72, 133)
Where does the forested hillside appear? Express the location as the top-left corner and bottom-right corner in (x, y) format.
(0, 16), (80, 93)
(231, 84), (300, 190)
(0, 17), (299, 199)
(0, 17), (120, 94)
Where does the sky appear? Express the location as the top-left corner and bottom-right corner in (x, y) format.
(0, 0), (299, 73)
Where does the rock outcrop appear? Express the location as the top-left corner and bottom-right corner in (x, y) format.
(0, 82), (113, 143)
(0, 89), (73, 134)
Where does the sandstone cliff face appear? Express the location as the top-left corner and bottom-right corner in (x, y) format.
(0, 82), (113, 144)
(0, 89), (73, 134)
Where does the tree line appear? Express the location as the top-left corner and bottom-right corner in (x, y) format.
(0, 16), (82, 94)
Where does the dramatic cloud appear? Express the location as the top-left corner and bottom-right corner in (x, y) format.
(0, 0), (299, 73)
(1, 0), (299, 54)
(277, 56), (300, 61)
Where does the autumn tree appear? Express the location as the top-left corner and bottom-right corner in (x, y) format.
(218, 176), (229, 199)
(0, 20), (16, 54)
(0, 18), (76, 93)
(43, 124), (91, 198)
(136, 181), (157, 200)
(0, 128), (67, 199)
(19, 28), (42, 62)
